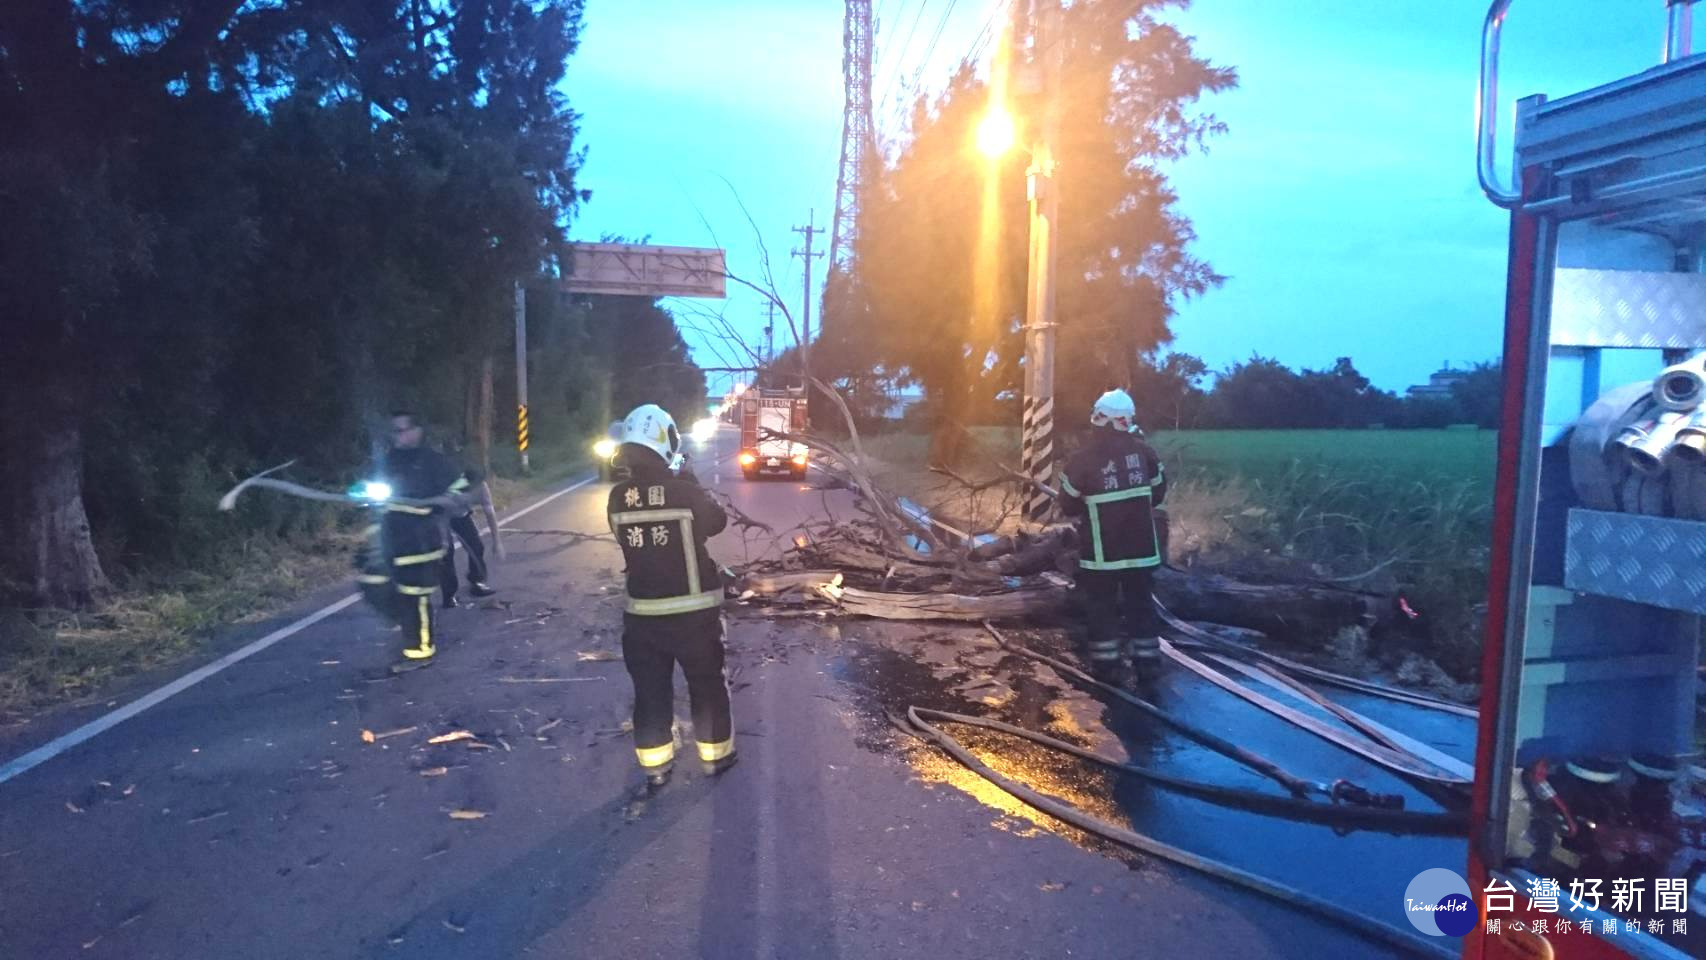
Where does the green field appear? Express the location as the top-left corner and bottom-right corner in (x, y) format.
(1152, 428), (1495, 678)
(1151, 428), (1496, 489)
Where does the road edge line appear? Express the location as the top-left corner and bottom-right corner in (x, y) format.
(0, 471), (599, 786)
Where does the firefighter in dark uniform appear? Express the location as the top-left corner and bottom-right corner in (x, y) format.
(353, 412), (466, 673)
(606, 403), (735, 790)
(1059, 389), (1168, 678)
(439, 454), (502, 609)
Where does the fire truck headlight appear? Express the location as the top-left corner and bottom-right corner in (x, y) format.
(791, 452), (808, 466)
(592, 438), (619, 460)
(739, 452), (757, 467)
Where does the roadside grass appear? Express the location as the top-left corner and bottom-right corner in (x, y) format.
(860, 427), (1496, 679)
(0, 523), (355, 722)
(0, 441), (594, 723)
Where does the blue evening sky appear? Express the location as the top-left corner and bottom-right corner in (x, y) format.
(564, 2), (1671, 395)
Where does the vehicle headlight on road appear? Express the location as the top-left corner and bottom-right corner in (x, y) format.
(738, 452), (757, 466)
(592, 438), (619, 460)
(791, 452), (808, 466)
(691, 417), (718, 443)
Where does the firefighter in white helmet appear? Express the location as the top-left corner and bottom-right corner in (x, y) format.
(1058, 389), (1168, 678)
(605, 404), (736, 796)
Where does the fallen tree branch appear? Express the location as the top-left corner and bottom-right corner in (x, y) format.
(711, 490), (775, 535)
(815, 582), (1065, 621)
(999, 461), (1058, 500)
(741, 570), (842, 597)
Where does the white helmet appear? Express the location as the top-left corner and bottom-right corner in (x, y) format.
(1090, 389), (1136, 431)
(618, 404), (680, 463)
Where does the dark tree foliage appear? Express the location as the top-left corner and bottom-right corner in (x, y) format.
(0, 2), (702, 606)
(820, 0), (1235, 462)
(1198, 356), (1500, 430)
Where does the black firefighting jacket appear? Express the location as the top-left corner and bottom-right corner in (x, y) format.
(607, 448), (728, 616)
(1058, 426), (1167, 571)
(377, 446), (464, 557)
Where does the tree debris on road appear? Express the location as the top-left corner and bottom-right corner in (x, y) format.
(360, 726), (417, 744)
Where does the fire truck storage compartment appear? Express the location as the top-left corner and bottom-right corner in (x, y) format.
(1501, 52), (1706, 778)
(1473, 22), (1706, 960)
(1516, 256), (1705, 773)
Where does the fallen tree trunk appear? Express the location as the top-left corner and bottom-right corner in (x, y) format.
(1153, 567), (1383, 643)
(808, 538), (996, 583)
(743, 570), (841, 597)
(821, 584), (1066, 621)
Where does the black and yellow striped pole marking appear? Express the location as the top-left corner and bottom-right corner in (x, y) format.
(517, 403), (530, 471)
(514, 280), (530, 473)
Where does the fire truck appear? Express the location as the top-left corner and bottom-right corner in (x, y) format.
(1468, 2), (1704, 958)
(737, 384), (809, 480)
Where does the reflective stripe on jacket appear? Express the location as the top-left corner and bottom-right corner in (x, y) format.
(1059, 427), (1167, 571)
(607, 455), (728, 616)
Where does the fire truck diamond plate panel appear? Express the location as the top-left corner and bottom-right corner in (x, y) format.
(1552, 269), (1706, 349)
(1565, 509), (1706, 614)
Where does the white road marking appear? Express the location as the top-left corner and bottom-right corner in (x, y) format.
(0, 472), (600, 786)
(498, 472), (600, 527)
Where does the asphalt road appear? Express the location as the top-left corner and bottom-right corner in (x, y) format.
(0, 424), (1422, 959)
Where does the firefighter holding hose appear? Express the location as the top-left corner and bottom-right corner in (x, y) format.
(1059, 389), (1168, 680)
(353, 411), (468, 674)
(606, 403), (737, 797)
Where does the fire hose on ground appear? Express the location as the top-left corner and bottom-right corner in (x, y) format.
(890, 623), (1468, 960)
(896, 705), (1457, 960)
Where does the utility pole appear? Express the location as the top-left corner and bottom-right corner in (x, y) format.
(793, 211), (825, 381)
(763, 302), (777, 370)
(514, 280), (529, 473)
(1019, 0), (1062, 525)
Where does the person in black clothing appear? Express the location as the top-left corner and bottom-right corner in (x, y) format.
(352, 412), (466, 673)
(440, 452), (503, 608)
(1058, 389), (1168, 679)
(605, 403), (734, 792)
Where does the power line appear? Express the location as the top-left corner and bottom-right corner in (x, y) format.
(911, 0), (962, 87)
(876, 0), (930, 114)
(962, 0), (1007, 68)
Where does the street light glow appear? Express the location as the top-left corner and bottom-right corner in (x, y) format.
(976, 106), (1017, 158)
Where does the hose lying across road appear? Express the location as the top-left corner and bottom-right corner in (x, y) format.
(891, 623), (1466, 959)
(902, 707), (1462, 835)
(900, 707), (1456, 960)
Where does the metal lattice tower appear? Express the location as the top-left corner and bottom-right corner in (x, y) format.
(830, 0), (874, 274)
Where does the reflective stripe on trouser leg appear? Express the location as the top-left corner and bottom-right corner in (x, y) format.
(679, 613), (733, 757)
(636, 743), (675, 769)
(698, 738), (735, 762)
(1078, 569), (1123, 662)
(402, 595), (435, 659)
(623, 616), (679, 770)
(1128, 637), (1160, 660)
(395, 566), (438, 659)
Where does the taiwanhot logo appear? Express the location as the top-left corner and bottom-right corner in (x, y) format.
(1405, 868), (1479, 937)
